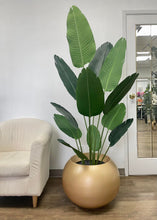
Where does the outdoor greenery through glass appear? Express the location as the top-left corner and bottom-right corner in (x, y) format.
(51, 5), (139, 165)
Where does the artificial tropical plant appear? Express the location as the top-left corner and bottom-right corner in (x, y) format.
(51, 6), (139, 164)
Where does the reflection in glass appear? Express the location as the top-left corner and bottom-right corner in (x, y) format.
(136, 24), (157, 158)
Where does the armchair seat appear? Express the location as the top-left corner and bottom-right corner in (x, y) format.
(0, 118), (53, 208)
(0, 151), (30, 177)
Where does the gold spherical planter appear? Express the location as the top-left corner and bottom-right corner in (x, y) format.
(62, 154), (120, 209)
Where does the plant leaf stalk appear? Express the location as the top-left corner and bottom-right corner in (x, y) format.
(88, 116), (92, 163)
(97, 114), (101, 129)
(92, 116), (95, 125)
(75, 139), (80, 151)
(96, 125), (105, 161)
(98, 129), (109, 161)
(100, 129), (109, 154)
(78, 138), (83, 153)
(83, 116), (88, 130)
(101, 145), (110, 162)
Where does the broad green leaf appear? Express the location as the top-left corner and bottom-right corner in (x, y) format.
(89, 42), (113, 76)
(76, 68), (104, 116)
(51, 102), (78, 128)
(109, 119), (133, 147)
(54, 114), (82, 139)
(104, 73), (139, 114)
(58, 139), (88, 161)
(67, 5), (96, 67)
(99, 38), (126, 91)
(87, 125), (101, 151)
(101, 103), (126, 130)
(54, 55), (77, 99)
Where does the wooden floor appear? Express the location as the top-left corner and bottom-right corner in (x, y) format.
(0, 176), (157, 220)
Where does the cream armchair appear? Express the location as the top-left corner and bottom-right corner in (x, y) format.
(0, 118), (53, 207)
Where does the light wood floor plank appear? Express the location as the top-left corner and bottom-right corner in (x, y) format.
(0, 176), (157, 220)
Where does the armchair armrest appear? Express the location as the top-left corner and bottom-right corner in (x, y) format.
(31, 125), (53, 147)
(28, 125), (53, 196)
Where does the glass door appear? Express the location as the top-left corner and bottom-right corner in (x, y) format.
(126, 14), (157, 175)
(136, 24), (157, 158)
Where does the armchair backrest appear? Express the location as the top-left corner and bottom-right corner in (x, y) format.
(0, 118), (52, 151)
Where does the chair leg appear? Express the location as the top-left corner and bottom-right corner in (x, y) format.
(32, 196), (38, 208)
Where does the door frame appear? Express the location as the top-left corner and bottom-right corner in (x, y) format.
(123, 10), (157, 176)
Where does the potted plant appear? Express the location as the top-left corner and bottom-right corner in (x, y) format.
(51, 5), (138, 208)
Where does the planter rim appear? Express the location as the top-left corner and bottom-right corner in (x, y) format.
(69, 153), (110, 167)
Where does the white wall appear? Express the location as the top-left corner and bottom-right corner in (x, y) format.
(1, 0), (157, 169)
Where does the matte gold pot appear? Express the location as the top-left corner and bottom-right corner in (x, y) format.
(62, 154), (120, 209)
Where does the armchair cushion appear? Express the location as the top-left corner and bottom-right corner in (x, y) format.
(0, 151), (30, 177)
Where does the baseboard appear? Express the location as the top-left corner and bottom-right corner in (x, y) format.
(50, 168), (125, 177)
(50, 169), (63, 177)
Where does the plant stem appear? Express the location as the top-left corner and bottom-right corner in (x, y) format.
(88, 116), (92, 163)
(89, 116), (91, 126)
(78, 139), (85, 164)
(95, 114), (102, 163)
(92, 116), (98, 165)
(75, 139), (80, 151)
(96, 149), (100, 164)
(92, 116), (95, 125)
(83, 116), (88, 163)
(78, 139), (83, 153)
(101, 145), (110, 162)
(97, 114), (101, 129)
(83, 116), (88, 130)
(76, 139), (85, 164)
(100, 126), (105, 142)
(100, 129), (109, 154)
(98, 129), (109, 161)
(97, 126), (105, 161)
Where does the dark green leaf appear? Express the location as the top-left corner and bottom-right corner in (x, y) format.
(67, 5), (96, 67)
(104, 73), (139, 114)
(58, 139), (88, 160)
(109, 119), (133, 147)
(87, 125), (101, 151)
(76, 68), (104, 116)
(51, 102), (78, 128)
(99, 38), (126, 91)
(54, 114), (82, 139)
(89, 42), (113, 76)
(54, 55), (77, 99)
(101, 103), (126, 130)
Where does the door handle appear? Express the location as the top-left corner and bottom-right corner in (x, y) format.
(129, 93), (136, 99)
